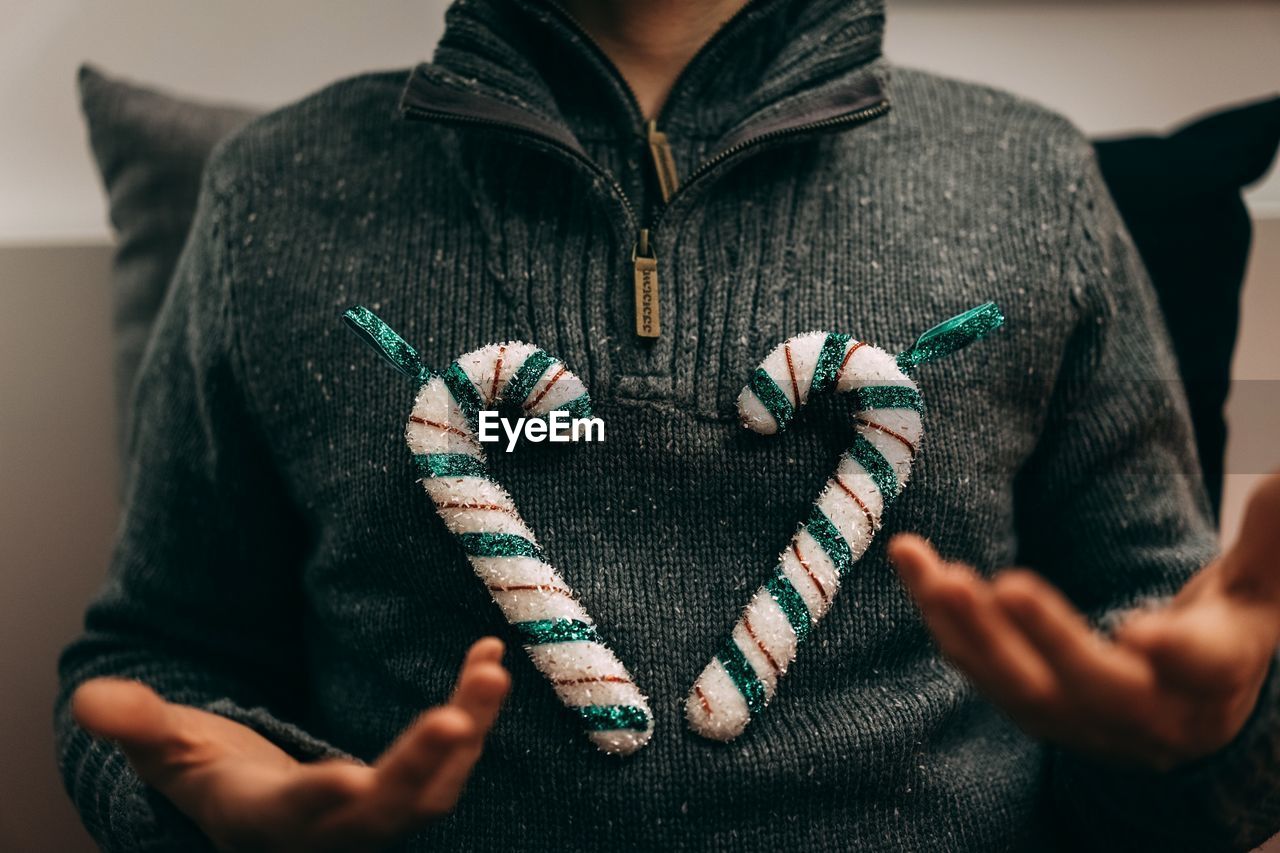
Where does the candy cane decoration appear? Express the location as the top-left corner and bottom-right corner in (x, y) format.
(686, 303), (1004, 742)
(343, 307), (654, 755)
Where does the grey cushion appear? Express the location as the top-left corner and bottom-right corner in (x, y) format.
(78, 64), (260, 454)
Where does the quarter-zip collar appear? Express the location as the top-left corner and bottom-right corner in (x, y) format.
(399, 0), (888, 159)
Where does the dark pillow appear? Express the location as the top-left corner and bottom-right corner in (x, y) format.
(1094, 96), (1280, 520)
(78, 64), (260, 456)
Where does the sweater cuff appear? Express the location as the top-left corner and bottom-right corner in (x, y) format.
(1052, 652), (1280, 851)
(204, 698), (353, 763)
(87, 700), (350, 852)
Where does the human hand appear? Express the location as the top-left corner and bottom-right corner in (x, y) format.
(888, 473), (1280, 771)
(72, 636), (511, 852)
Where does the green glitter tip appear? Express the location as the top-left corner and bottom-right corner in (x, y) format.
(896, 302), (1004, 373)
(342, 305), (432, 384)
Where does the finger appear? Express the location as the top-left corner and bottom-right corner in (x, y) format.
(887, 533), (944, 595)
(416, 735), (487, 817)
(414, 643), (513, 817)
(450, 640), (511, 736)
(459, 636), (506, 669)
(993, 570), (1154, 703)
(357, 707), (476, 839)
(1117, 600), (1272, 695)
(284, 761), (430, 853)
(280, 760), (376, 820)
(889, 535), (1059, 711)
(1225, 471), (1280, 604)
(375, 705), (474, 792)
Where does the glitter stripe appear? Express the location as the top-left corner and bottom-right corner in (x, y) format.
(811, 333), (852, 393)
(513, 618), (599, 645)
(458, 532), (545, 561)
(414, 453), (488, 480)
(443, 361), (482, 427)
(576, 705), (651, 732)
(562, 392), (593, 420)
(505, 350), (554, 406)
(854, 385), (923, 413)
(806, 506), (854, 579)
(749, 367), (794, 429)
(718, 639), (766, 714)
(765, 573), (812, 642)
(849, 431), (898, 497)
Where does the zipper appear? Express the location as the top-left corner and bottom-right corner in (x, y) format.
(650, 99), (890, 233)
(467, 1), (886, 339)
(632, 228), (660, 338)
(405, 87), (888, 342)
(646, 120), (680, 203)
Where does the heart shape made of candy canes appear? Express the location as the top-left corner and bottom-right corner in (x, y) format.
(684, 303), (1004, 741)
(345, 302), (1002, 754)
(343, 307), (654, 755)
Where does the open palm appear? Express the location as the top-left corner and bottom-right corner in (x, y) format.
(889, 473), (1280, 770)
(72, 637), (511, 852)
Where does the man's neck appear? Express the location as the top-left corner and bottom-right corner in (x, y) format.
(558, 0), (750, 121)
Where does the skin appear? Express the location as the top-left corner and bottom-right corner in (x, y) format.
(71, 484), (1280, 851)
(559, 0), (750, 119)
(71, 5), (1280, 849)
(888, 471), (1280, 771)
(73, 638), (511, 852)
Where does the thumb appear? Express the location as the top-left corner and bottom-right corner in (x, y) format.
(72, 678), (187, 776)
(1222, 471), (1280, 603)
(1116, 603), (1262, 694)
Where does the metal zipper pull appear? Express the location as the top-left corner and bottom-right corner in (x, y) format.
(632, 228), (660, 338)
(646, 120), (679, 203)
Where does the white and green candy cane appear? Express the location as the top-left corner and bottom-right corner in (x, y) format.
(685, 303), (1004, 742)
(343, 306), (654, 755)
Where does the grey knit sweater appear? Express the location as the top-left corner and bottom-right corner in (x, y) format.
(56, 0), (1280, 849)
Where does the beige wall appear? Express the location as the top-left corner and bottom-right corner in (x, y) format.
(0, 244), (115, 852)
(0, 1), (1276, 851)
(0, 0), (1277, 241)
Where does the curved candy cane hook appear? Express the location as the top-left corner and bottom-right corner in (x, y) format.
(686, 303), (1003, 742)
(344, 307), (654, 755)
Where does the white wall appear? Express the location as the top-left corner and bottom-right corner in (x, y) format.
(0, 0), (450, 241)
(0, 0), (1277, 242)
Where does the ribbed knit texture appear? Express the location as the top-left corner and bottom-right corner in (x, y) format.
(56, 0), (1278, 849)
